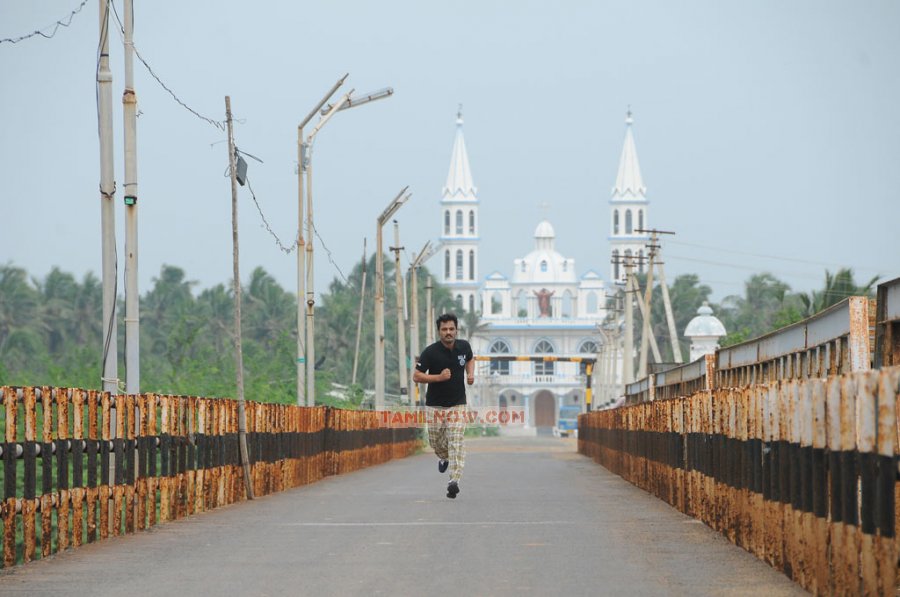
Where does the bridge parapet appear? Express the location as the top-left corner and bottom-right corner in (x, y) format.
(715, 296), (870, 387)
(0, 387), (417, 568)
(875, 276), (900, 369)
(581, 366), (900, 595)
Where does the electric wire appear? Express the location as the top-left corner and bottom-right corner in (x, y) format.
(1, 0), (90, 44)
(107, 1), (226, 131)
(243, 176), (298, 255)
(667, 239), (886, 274)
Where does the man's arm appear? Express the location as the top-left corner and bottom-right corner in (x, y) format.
(414, 369), (451, 384)
(465, 355), (475, 385)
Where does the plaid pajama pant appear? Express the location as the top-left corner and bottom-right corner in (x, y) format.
(427, 405), (467, 482)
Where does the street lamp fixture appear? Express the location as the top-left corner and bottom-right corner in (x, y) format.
(375, 187), (411, 410)
(295, 75), (394, 406)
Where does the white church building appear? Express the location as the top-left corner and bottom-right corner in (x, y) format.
(433, 109), (653, 434)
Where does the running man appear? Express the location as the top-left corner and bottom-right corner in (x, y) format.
(413, 312), (474, 499)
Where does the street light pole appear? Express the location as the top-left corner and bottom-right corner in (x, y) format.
(375, 188), (411, 410)
(97, 0), (117, 397)
(295, 74), (348, 406)
(407, 241), (430, 406)
(302, 82), (393, 406)
(122, 0), (140, 394)
(390, 221), (408, 400)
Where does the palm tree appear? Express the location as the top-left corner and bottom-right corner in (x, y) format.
(799, 268), (879, 317)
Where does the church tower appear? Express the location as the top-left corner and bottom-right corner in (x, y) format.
(609, 110), (650, 284)
(440, 107), (480, 313)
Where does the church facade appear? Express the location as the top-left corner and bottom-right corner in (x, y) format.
(432, 110), (650, 434)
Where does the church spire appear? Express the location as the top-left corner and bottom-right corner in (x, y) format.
(612, 109), (647, 199)
(443, 106), (477, 199)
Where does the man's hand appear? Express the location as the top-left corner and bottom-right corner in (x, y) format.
(467, 374), (475, 385)
(438, 368), (452, 381)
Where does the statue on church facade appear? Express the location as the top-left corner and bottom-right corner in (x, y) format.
(534, 288), (554, 317)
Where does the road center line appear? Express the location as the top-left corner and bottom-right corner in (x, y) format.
(281, 521), (575, 527)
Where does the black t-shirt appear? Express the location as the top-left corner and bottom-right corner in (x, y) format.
(415, 339), (473, 407)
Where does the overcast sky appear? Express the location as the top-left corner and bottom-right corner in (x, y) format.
(2, 1), (898, 304)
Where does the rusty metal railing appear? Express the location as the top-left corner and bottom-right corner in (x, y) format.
(0, 387), (417, 568)
(715, 296), (871, 387)
(579, 367), (900, 595)
(875, 277), (900, 369)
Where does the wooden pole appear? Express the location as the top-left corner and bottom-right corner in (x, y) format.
(225, 96), (254, 500)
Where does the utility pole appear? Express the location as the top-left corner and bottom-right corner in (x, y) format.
(122, 0), (139, 395)
(631, 258), (663, 375)
(636, 243), (657, 379)
(425, 276), (435, 346)
(225, 96), (254, 500)
(351, 238), (367, 387)
(637, 228), (683, 364)
(620, 256), (635, 384)
(375, 188), (411, 410)
(97, 0), (117, 397)
(390, 221), (408, 400)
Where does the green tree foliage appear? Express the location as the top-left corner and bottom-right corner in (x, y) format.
(631, 273), (714, 363)
(0, 258), (456, 407)
(716, 273), (805, 347)
(798, 268), (878, 317)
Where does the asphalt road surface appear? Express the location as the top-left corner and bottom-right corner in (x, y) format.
(0, 436), (805, 596)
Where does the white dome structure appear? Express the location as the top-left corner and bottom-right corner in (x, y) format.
(684, 302), (727, 361)
(512, 220), (576, 286)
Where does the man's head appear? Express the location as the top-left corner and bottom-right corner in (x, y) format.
(436, 312), (459, 347)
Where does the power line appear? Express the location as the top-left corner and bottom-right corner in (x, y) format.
(243, 176), (297, 255)
(311, 222), (351, 287)
(667, 239), (885, 273)
(1, 0), (90, 44)
(107, 1), (226, 131)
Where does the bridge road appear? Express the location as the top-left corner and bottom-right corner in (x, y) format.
(0, 436), (803, 596)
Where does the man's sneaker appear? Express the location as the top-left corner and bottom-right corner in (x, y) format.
(438, 459), (449, 473)
(446, 480), (460, 499)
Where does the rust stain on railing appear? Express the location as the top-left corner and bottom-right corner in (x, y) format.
(580, 367), (900, 595)
(0, 388), (418, 569)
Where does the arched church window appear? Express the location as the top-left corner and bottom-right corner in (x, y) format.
(521, 262), (526, 273)
(534, 339), (555, 376)
(469, 250), (475, 281)
(612, 250), (620, 280)
(638, 209), (644, 231)
(516, 291), (527, 317)
(469, 210), (475, 234)
(578, 340), (600, 374)
(456, 250), (463, 280)
(562, 261), (568, 272)
(455, 210), (463, 234)
(637, 249), (644, 273)
(456, 294), (463, 308)
(468, 295), (474, 313)
(491, 292), (502, 315)
(540, 260), (548, 273)
(586, 291), (598, 313)
(578, 340), (600, 353)
(444, 210), (450, 235)
(444, 250), (450, 279)
(625, 210), (633, 234)
(613, 210), (620, 235)
(489, 339), (511, 375)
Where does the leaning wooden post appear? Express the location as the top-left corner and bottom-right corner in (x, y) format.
(225, 95), (254, 500)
